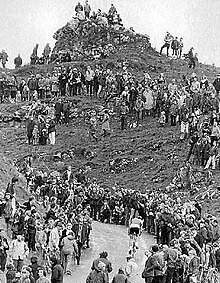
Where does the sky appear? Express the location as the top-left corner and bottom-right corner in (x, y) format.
(1, 0), (220, 68)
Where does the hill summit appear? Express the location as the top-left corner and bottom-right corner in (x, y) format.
(52, 5), (150, 62)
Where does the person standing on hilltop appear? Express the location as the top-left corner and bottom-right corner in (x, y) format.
(32, 44), (39, 57)
(14, 54), (22, 68)
(0, 50), (8, 68)
(171, 36), (179, 58)
(178, 37), (184, 58)
(188, 47), (196, 69)
(108, 4), (117, 15)
(75, 2), (83, 13)
(30, 44), (39, 65)
(213, 73), (220, 96)
(59, 70), (68, 96)
(85, 66), (95, 97)
(43, 43), (51, 64)
(160, 32), (173, 57)
(84, 0), (91, 19)
(27, 74), (38, 101)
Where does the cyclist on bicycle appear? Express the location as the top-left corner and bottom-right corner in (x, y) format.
(128, 215), (143, 251)
(129, 215), (143, 237)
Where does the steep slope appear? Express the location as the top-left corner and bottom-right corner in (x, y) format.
(1, 22), (220, 217)
(0, 152), (26, 199)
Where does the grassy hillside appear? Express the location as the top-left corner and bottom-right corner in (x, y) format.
(2, 42), (218, 81)
(0, 45), (220, 218)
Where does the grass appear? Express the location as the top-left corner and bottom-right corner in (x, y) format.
(0, 43), (219, 218)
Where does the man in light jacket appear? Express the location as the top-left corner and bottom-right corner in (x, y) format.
(60, 231), (78, 275)
(49, 222), (63, 252)
(160, 32), (173, 57)
(10, 234), (29, 272)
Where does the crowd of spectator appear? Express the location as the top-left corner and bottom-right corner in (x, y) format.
(0, 159), (219, 283)
(160, 32), (198, 69)
(0, 3), (220, 283)
(2, 61), (220, 173)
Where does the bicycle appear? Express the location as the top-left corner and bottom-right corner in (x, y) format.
(129, 232), (138, 258)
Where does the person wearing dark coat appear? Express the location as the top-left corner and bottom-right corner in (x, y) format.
(87, 261), (107, 283)
(58, 72), (68, 96)
(111, 268), (128, 283)
(0, 231), (9, 271)
(5, 263), (16, 283)
(14, 55), (22, 68)
(188, 47), (196, 69)
(46, 204), (57, 222)
(26, 118), (35, 145)
(215, 245), (220, 272)
(51, 257), (64, 283)
(75, 2), (83, 12)
(213, 74), (220, 95)
(27, 210), (36, 252)
(5, 177), (18, 197)
(55, 99), (63, 124)
(29, 257), (41, 282)
(27, 75), (38, 100)
(92, 252), (112, 283)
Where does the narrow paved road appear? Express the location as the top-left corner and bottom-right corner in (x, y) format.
(66, 221), (155, 283)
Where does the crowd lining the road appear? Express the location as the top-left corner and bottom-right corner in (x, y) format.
(0, 3), (220, 283)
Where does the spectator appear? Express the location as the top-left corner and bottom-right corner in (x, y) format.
(0, 50), (8, 68)
(5, 263), (16, 283)
(75, 2), (83, 13)
(10, 234), (29, 272)
(213, 73), (220, 95)
(50, 257), (63, 283)
(30, 44), (39, 65)
(171, 37), (179, 58)
(60, 231), (78, 275)
(27, 75), (38, 101)
(48, 119), (56, 145)
(111, 268), (127, 283)
(87, 261), (107, 283)
(26, 117), (35, 145)
(84, 0), (91, 19)
(92, 251), (112, 283)
(28, 257), (41, 282)
(36, 268), (50, 283)
(188, 47), (196, 69)
(125, 256), (138, 283)
(108, 4), (117, 15)
(160, 32), (173, 56)
(43, 44), (51, 64)
(120, 102), (129, 130)
(14, 54), (22, 68)
(55, 99), (63, 124)
(179, 37), (184, 58)
(0, 230), (9, 272)
(85, 66), (95, 96)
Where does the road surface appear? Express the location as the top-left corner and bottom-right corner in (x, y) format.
(66, 221), (155, 283)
